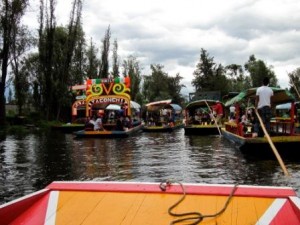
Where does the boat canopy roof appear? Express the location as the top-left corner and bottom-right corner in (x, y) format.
(145, 99), (172, 107)
(106, 101), (141, 110)
(130, 101), (141, 109)
(276, 101), (299, 110)
(185, 99), (222, 110)
(225, 87), (295, 107)
(145, 99), (182, 112)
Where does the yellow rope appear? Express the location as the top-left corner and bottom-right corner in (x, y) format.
(160, 181), (238, 225)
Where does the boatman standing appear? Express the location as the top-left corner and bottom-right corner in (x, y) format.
(255, 77), (273, 137)
(212, 100), (224, 125)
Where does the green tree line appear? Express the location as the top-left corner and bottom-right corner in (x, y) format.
(1, 0), (300, 125)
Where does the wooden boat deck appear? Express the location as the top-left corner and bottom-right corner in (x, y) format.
(1, 182), (300, 225)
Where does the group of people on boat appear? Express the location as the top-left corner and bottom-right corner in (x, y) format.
(145, 108), (177, 127)
(188, 100), (224, 126)
(84, 102), (136, 132)
(228, 77), (280, 137)
(84, 114), (134, 132)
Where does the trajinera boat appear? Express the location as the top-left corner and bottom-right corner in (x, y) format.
(184, 100), (224, 135)
(142, 99), (184, 132)
(51, 118), (86, 133)
(222, 87), (300, 158)
(73, 77), (142, 138)
(1, 181), (300, 225)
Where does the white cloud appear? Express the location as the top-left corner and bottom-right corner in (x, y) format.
(23, 0), (300, 92)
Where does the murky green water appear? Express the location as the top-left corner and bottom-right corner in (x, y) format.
(1, 129), (300, 204)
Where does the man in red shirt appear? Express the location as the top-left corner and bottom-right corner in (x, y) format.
(212, 100), (224, 125)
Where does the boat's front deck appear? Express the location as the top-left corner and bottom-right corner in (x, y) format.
(2, 182), (300, 225)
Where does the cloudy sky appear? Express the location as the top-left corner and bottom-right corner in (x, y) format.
(24, 0), (300, 95)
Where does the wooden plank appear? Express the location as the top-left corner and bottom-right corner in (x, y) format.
(53, 191), (276, 225)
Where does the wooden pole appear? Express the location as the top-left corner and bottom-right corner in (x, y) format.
(254, 109), (290, 176)
(204, 100), (222, 136)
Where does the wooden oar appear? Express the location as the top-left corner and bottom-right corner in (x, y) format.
(204, 100), (222, 136)
(254, 109), (290, 176)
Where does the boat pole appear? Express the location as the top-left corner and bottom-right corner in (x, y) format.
(204, 100), (222, 136)
(254, 109), (290, 176)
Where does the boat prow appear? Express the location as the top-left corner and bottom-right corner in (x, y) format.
(1, 181), (300, 225)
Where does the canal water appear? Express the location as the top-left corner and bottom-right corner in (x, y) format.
(1, 128), (300, 205)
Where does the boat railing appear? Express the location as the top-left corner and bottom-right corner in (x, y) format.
(270, 117), (294, 135)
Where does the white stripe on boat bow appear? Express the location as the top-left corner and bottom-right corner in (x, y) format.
(255, 198), (286, 225)
(44, 191), (59, 225)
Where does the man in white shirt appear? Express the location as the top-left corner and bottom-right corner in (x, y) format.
(94, 115), (104, 131)
(254, 77), (273, 136)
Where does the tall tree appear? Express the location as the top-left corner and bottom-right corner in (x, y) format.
(17, 53), (40, 110)
(192, 48), (229, 96)
(98, 25), (110, 78)
(0, 0), (29, 125)
(167, 73), (185, 104)
(225, 64), (251, 92)
(36, 0), (84, 120)
(142, 64), (185, 104)
(11, 24), (34, 115)
(55, 0), (83, 120)
(85, 38), (99, 79)
(142, 64), (169, 102)
(38, 0), (56, 120)
(244, 55), (278, 87)
(122, 55), (142, 102)
(111, 39), (119, 77)
(192, 48), (216, 92)
(288, 68), (300, 100)
(70, 24), (86, 85)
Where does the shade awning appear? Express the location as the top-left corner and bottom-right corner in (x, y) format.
(185, 100), (222, 110)
(224, 87), (295, 107)
(145, 99), (172, 107)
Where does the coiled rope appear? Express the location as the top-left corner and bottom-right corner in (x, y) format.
(159, 181), (238, 225)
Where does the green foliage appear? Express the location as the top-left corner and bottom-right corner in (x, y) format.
(192, 48), (230, 96)
(99, 26), (111, 78)
(288, 68), (300, 100)
(225, 64), (251, 92)
(122, 55), (142, 102)
(85, 39), (99, 79)
(244, 54), (278, 87)
(142, 64), (184, 105)
(111, 39), (120, 77)
(0, 0), (29, 125)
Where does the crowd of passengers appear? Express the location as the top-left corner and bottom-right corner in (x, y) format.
(84, 105), (140, 131)
(145, 108), (180, 127)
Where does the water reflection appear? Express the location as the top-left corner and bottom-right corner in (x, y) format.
(0, 129), (300, 204)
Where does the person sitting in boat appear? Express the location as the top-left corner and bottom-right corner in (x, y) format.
(94, 114), (104, 131)
(84, 116), (94, 131)
(229, 104), (236, 120)
(201, 112), (210, 125)
(123, 116), (132, 129)
(194, 112), (201, 124)
(115, 116), (124, 131)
